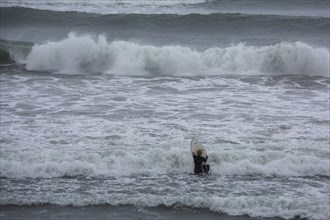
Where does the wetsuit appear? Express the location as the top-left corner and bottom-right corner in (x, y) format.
(193, 155), (208, 174)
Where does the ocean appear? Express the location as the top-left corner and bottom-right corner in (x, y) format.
(0, 0), (329, 219)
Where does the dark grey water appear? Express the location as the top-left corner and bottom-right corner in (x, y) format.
(1, 7), (329, 48)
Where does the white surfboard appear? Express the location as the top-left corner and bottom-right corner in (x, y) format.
(191, 137), (209, 165)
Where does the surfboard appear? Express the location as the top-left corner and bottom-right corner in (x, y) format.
(191, 137), (209, 165)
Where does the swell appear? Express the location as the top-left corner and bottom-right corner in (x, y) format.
(1, 7), (329, 33)
(0, 39), (33, 64)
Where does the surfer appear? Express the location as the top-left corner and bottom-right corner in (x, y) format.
(193, 149), (209, 175)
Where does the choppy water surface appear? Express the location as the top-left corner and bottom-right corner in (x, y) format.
(1, 65), (329, 219)
(1, 0), (329, 219)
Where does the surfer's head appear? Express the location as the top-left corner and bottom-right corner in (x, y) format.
(197, 149), (203, 156)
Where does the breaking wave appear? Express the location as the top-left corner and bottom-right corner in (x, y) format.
(1, 146), (329, 178)
(24, 34), (329, 76)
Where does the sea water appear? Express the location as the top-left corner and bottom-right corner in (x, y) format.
(0, 1), (329, 219)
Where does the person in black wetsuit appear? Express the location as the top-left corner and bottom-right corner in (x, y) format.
(193, 149), (209, 175)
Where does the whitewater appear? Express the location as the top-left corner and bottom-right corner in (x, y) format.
(22, 34), (329, 77)
(1, 64), (329, 219)
(1, 0), (329, 220)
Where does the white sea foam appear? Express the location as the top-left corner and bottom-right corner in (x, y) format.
(1, 144), (329, 178)
(208, 195), (329, 220)
(1, 187), (329, 219)
(25, 34), (330, 77)
(1, 56), (329, 220)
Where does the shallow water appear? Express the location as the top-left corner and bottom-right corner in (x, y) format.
(1, 65), (329, 219)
